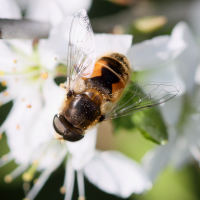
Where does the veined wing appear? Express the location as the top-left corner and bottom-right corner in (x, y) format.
(66, 9), (96, 92)
(104, 82), (180, 120)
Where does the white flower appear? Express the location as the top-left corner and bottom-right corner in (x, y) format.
(13, 0), (92, 26)
(138, 22), (200, 181)
(0, 2), (188, 199)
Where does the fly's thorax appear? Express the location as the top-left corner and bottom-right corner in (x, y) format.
(85, 53), (131, 102)
(61, 90), (101, 130)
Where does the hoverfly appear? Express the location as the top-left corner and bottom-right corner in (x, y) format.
(53, 9), (180, 142)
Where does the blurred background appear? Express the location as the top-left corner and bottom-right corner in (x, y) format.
(1, 0), (200, 199)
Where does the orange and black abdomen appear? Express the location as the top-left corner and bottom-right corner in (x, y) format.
(85, 53), (131, 101)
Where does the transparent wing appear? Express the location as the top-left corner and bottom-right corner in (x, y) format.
(104, 82), (180, 120)
(66, 9), (96, 91)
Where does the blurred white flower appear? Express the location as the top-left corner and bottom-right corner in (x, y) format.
(139, 22), (200, 181)
(14, 0), (92, 26)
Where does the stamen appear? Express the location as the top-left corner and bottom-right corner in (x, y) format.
(22, 98), (26, 101)
(26, 105), (32, 108)
(16, 125), (20, 130)
(3, 91), (8, 96)
(5, 163), (29, 183)
(55, 57), (57, 60)
(14, 60), (17, 64)
(40, 72), (48, 80)
(4, 175), (12, 183)
(25, 147), (67, 200)
(60, 186), (66, 194)
(0, 153), (13, 167)
(23, 182), (31, 192)
(64, 157), (75, 200)
(77, 170), (85, 200)
(0, 133), (2, 140)
(22, 161), (38, 182)
(0, 71), (5, 76)
(0, 102), (2, 107)
(1, 81), (6, 87)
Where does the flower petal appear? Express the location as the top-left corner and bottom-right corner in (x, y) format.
(84, 151), (152, 198)
(173, 22), (200, 93)
(25, 0), (92, 25)
(95, 34), (133, 59)
(0, 0), (21, 19)
(142, 127), (177, 181)
(127, 24), (187, 71)
(67, 127), (98, 170)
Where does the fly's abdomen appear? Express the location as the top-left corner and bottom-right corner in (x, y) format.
(85, 53), (131, 101)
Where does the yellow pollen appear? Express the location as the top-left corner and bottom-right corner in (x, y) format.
(60, 186), (66, 194)
(26, 105), (32, 108)
(0, 71), (5, 76)
(4, 175), (12, 183)
(14, 60), (17, 63)
(40, 72), (48, 79)
(0, 133), (2, 140)
(1, 81), (6, 86)
(54, 57), (57, 60)
(3, 91), (8, 96)
(22, 98), (25, 101)
(32, 160), (39, 166)
(16, 125), (20, 130)
(22, 172), (33, 182)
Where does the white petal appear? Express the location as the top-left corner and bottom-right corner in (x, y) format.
(188, 0), (200, 41)
(0, 0), (21, 19)
(95, 34), (133, 59)
(160, 95), (184, 126)
(38, 17), (73, 70)
(142, 127), (177, 181)
(26, 0), (92, 25)
(137, 62), (186, 95)
(128, 30), (186, 71)
(173, 22), (200, 93)
(67, 127), (98, 170)
(28, 78), (65, 149)
(84, 151), (151, 198)
(4, 84), (43, 164)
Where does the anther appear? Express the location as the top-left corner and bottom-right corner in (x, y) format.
(54, 57), (57, 60)
(3, 91), (8, 96)
(40, 72), (48, 79)
(14, 60), (17, 63)
(1, 81), (6, 87)
(23, 182), (30, 191)
(16, 125), (20, 130)
(26, 105), (32, 108)
(60, 186), (66, 194)
(78, 197), (86, 200)
(4, 175), (12, 183)
(0, 71), (5, 76)
(0, 133), (2, 140)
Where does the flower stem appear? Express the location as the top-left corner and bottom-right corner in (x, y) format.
(0, 19), (51, 39)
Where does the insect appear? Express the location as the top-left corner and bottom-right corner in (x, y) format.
(53, 9), (180, 142)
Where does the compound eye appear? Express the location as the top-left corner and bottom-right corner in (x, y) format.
(53, 114), (66, 135)
(53, 114), (84, 142)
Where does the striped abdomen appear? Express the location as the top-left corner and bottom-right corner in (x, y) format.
(85, 53), (131, 101)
